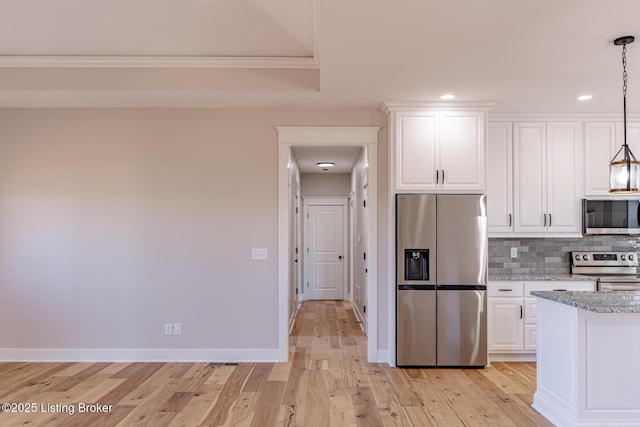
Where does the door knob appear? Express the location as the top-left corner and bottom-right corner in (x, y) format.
(338, 255), (343, 260)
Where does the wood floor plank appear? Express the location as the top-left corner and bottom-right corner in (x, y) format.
(249, 381), (286, 427)
(243, 363), (273, 392)
(303, 370), (331, 427)
(167, 382), (224, 427)
(99, 363), (166, 406)
(224, 391), (259, 427)
(49, 362), (111, 392)
(198, 363), (253, 426)
(465, 369), (550, 427)
(352, 385), (385, 427)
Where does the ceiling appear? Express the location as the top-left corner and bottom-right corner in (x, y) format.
(1, 0), (640, 114)
(292, 146), (362, 173)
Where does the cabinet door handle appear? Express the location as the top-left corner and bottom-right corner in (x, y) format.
(441, 169), (445, 183)
(543, 214), (547, 226)
(436, 170), (439, 183)
(549, 214), (552, 226)
(520, 305), (523, 319)
(498, 288), (513, 292)
(508, 213), (512, 227)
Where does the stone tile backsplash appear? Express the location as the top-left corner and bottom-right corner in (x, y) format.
(488, 236), (640, 275)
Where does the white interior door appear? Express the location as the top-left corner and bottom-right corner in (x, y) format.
(306, 204), (346, 300)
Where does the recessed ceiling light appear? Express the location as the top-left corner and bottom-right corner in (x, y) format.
(440, 94), (455, 100)
(576, 94), (593, 101)
(316, 162), (335, 168)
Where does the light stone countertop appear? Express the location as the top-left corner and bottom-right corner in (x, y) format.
(488, 274), (597, 281)
(531, 290), (640, 313)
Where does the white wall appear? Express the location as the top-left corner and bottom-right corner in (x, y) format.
(0, 107), (387, 361)
(300, 173), (351, 197)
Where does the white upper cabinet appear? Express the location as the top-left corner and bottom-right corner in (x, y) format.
(384, 103), (491, 192)
(584, 122), (616, 196)
(513, 122), (547, 232)
(487, 122), (513, 233)
(488, 119), (583, 237)
(584, 120), (640, 196)
(513, 121), (582, 235)
(546, 122), (583, 233)
(439, 111), (486, 191)
(395, 111), (439, 189)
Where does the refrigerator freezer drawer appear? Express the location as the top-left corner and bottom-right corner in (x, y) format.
(397, 289), (436, 366)
(436, 289), (487, 367)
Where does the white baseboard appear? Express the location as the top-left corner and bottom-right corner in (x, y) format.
(489, 353), (536, 362)
(374, 349), (390, 365)
(0, 348), (281, 363)
(289, 301), (302, 334)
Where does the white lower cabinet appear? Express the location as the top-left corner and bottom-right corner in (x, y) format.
(488, 280), (595, 361)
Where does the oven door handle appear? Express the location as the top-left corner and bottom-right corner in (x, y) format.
(597, 280), (640, 291)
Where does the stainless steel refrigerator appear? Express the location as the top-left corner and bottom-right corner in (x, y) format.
(396, 194), (488, 367)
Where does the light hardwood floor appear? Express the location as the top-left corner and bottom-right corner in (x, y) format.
(0, 301), (552, 426)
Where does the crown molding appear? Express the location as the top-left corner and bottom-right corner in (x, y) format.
(0, 55), (319, 69)
(382, 101), (496, 113)
(488, 112), (640, 121)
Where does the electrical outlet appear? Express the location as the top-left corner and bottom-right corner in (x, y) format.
(164, 323), (173, 336)
(510, 247), (518, 258)
(173, 323), (182, 336)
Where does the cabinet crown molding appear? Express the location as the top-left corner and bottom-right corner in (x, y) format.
(382, 101), (495, 113)
(489, 112), (640, 121)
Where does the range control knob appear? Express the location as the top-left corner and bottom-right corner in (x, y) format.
(630, 254), (635, 261)
(621, 254), (627, 261)
(583, 254), (589, 261)
(575, 254), (581, 261)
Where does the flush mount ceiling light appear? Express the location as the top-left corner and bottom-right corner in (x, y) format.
(440, 94), (455, 100)
(610, 35), (640, 193)
(316, 162), (335, 168)
(576, 94), (593, 101)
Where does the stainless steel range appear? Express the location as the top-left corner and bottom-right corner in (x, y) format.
(571, 251), (640, 291)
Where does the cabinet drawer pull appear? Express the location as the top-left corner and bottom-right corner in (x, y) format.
(498, 288), (513, 292)
(553, 289), (567, 291)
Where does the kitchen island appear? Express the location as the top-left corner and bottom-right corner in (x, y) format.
(531, 290), (640, 427)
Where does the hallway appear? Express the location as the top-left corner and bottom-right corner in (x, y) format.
(0, 301), (551, 426)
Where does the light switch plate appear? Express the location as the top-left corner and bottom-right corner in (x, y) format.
(252, 248), (268, 260)
(510, 247), (518, 258)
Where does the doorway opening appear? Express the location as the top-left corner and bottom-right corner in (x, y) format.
(277, 127), (379, 362)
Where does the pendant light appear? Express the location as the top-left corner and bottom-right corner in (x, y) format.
(609, 35), (640, 193)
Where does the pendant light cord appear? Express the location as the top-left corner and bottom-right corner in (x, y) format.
(623, 42), (629, 150)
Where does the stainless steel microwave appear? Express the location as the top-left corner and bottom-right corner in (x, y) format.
(583, 199), (640, 235)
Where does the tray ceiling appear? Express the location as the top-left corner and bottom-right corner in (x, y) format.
(1, 0), (640, 113)
(0, 0), (315, 57)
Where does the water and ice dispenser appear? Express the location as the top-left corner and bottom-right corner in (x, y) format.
(404, 249), (429, 281)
